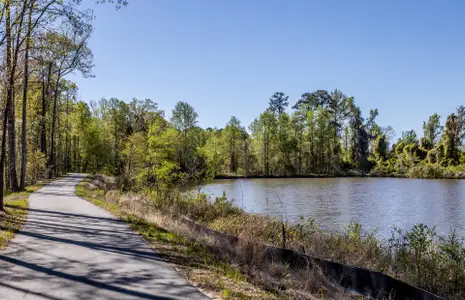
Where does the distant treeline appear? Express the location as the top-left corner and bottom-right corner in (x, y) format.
(55, 90), (465, 191)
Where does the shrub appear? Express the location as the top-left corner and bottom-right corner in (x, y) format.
(407, 163), (445, 179)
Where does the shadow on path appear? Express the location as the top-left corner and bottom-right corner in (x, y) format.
(0, 175), (206, 300)
(0, 255), (175, 300)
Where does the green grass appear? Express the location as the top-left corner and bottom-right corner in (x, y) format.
(0, 180), (51, 249)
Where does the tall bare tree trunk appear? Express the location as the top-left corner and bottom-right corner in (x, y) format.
(41, 63), (52, 156)
(0, 110), (8, 211)
(76, 136), (80, 172)
(65, 95), (69, 172)
(7, 83), (18, 191)
(5, 0), (20, 192)
(57, 115), (62, 175)
(114, 126), (119, 174)
(48, 72), (61, 178)
(6, 0), (28, 192)
(40, 79), (46, 153)
(20, 0), (34, 190)
(77, 136), (80, 171)
(7, 69), (18, 190)
(243, 139), (249, 176)
(72, 136), (77, 171)
(264, 129), (269, 175)
(0, 1), (13, 210)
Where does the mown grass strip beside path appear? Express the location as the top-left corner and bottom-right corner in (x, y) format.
(0, 180), (53, 249)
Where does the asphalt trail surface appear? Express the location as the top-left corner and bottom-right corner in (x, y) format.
(0, 174), (207, 300)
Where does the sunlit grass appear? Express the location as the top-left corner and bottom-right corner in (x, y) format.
(0, 180), (52, 249)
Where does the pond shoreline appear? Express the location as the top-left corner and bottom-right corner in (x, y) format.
(214, 173), (406, 179)
(202, 176), (465, 240)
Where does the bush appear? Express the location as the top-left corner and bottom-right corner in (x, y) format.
(406, 163), (465, 179)
(407, 163), (445, 179)
(368, 163), (395, 177)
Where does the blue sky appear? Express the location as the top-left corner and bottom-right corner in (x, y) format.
(72, 0), (465, 139)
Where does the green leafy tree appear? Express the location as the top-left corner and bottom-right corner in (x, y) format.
(171, 101), (198, 132)
(422, 113), (442, 146)
(327, 90), (351, 170)
(372, 134), (388, 162)
(199, 128), (227, 175)
(401, 130), (418, 144)
(268, 92), (289, 115)
(442, 113), (460, 165)
(146, 117), (180, 187)
(170, 101), (199, 172)
(348, 102), (371, 169)
(223, 116), (245, 174)
(292, 90), (331, 112)
(275, 113), (297, 175)
(250, 110), (277, 175)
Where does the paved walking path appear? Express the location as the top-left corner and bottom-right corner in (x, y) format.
(0, 174), (207, 300)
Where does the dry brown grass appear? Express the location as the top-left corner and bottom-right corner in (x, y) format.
(77, 179), (280, 299)
(81, 175), (464, 299)
(77, 177), (366, 299)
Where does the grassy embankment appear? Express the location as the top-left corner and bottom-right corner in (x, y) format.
(77, 176), (357, 300)
(77, 175), (465, 300)
(0, 180), (52, 249)
(76, 178), (285, 300)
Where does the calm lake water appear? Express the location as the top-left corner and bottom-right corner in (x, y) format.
(200, 178), (465, 239)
